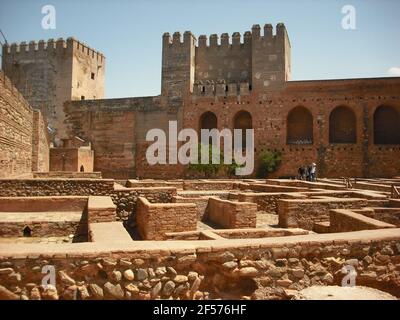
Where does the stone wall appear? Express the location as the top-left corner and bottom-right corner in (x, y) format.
(136, 197), (197, 240)
(0, 71), (33, 178)
(0, 229), (398, 299)
(31, 111), (50, 172)
(206, 197), (257, 228)
(32, 172), (102, 179)
(0, 179), (176, 221)
(0, 71), (49, 178)
(2, 38), (105, 139)
(278, 198), (368, 230)
(330, 209), (396, 233)
(87, 196), (116, 223)
(238, 192), (305, 214)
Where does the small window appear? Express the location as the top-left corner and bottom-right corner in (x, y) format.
(23, 226), (32, 237)
(91, 72), (95, 80)
(81, 96), (85, 100)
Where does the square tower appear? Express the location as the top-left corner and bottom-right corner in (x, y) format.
(1, 37), (105, 143)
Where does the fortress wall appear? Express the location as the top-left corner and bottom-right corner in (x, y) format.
(0, 72), (33, 177)
(195, 32), (252, 84)
(0, 71), (49, 178)
(2, 38), (105, 139)
(0, 229), (399, 299)
(184, 77), (400, 179)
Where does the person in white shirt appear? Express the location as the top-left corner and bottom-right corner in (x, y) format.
(310, 162), (317, 182)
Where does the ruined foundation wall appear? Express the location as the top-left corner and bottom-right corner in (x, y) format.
(136, 197), (197, 240)
(0, 179), (176, 222)
(0, 229), (399, 299)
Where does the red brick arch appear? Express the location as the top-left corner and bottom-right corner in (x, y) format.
(373, 105), (400, 145)
(199, 111), (217, 131)
(233, 110), (253, 148)
(287, 106), (313, 144)
(329, 106), (356, 144)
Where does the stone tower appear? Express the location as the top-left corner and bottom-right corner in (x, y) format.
(161, 23), (291, 99)
(1, 37), (105, 143)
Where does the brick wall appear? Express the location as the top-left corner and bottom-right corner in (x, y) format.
(0, 179), (176, 222)
(0, 71), (49, 178)
(206, 197), (257, 228)
(136, 197), (197, 240)
(278, 198), (368, 230)
(330, 209), (396, 232)
(31, 111), (50, 172)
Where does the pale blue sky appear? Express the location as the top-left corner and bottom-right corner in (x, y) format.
(1, 0), (399, 98)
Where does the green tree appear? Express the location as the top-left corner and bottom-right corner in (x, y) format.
(257, 150), (282, 178)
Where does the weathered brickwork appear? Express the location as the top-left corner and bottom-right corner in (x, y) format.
(2, 38), (105, 140)
(57, 24), (400, 179)
(0, 178), (176, 222)
(206, 197), (257, 229)
(0, 72), (49, 178)
(278, 198), (368, 230)
(136, 197), (197, 240)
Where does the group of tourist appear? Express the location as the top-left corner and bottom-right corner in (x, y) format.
(297, 163), (317, 182)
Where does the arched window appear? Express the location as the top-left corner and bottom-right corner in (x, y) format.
(199, 111), (217, 131)
(329, 106), (356, 143)
(374, 106), (400, 144)
(80, 165), (85, 172)
(234, 110), (253, 148)
(199, 111), (217, 145)
(287, 106), (313, 144)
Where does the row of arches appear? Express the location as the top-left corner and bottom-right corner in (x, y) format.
(199, 105), (400, 145)
(200, 110), (252, 147)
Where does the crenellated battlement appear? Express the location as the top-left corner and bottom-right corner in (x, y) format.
(2, 37), (105, 63)
(192, 80), (250, 97)
(163, 23), (287, 51)
(162, 22), (290, 98)
(163, 31), (196, 48)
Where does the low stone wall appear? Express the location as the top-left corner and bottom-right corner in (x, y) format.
(373, 209), (400, 227)
(330, 209), (396, 233)
(33, 172), (102, 179)
(0, 196), (87, 212)
(238, 192), (306, 214)
(0, 229), (399, 300)
(243, 184), (309, 193)
(278, 198), (368, 230)
(0, 179), (177, 222)
(111, 187), (176, 222)
(206, 197), (257, 229)
(0, 179), (115, 197)
(0, 220), (82, 238)
(87, 196), (116, 223)
(136, 197), (197, 240)
(126, 180), (184, 189)
(183, 181), (239, 191)
(173, 195), (209, 220)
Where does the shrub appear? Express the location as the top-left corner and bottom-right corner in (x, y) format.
(257, 150), (282, 178)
